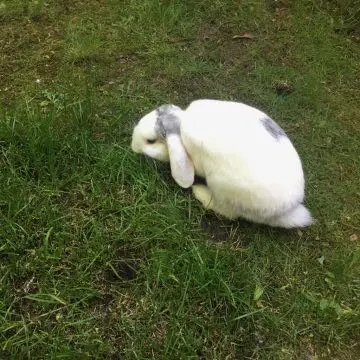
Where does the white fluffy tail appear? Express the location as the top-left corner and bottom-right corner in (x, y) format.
(268, 204), (313, 228)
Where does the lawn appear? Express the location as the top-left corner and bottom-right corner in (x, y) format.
(1, 0), (360, 359)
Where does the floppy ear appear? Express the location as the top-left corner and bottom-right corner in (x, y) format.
(165, 134), (194, 188)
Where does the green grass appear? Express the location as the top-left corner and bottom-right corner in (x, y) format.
(1, 0), (360, 359)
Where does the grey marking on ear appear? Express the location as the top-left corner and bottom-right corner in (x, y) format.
(155, 104), (181, 138)
(261, 117), (287, 139)
(156, 104), (176, 117)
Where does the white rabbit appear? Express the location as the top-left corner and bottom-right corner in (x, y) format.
(131, 99), (313, 228)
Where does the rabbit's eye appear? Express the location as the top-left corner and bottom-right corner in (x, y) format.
(147, 139), (156, 144)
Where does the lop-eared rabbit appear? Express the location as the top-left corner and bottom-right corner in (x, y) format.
(131, 99), (313, 228)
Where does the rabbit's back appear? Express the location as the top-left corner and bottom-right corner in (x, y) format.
(180, 100), (305, 213)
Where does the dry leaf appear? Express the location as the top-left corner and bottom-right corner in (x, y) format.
(232, 32), (254, 40)
(350, 233), (358, 241)
(256, 300), (265, 308)
(23, 276), (36, 293)
(92, 132), (105, 140)
(274, 80), (293, 95)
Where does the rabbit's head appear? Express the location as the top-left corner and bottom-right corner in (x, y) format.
(131, 104), (194, 188)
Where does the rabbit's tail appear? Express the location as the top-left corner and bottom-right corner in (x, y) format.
(267, 204), (313, 228)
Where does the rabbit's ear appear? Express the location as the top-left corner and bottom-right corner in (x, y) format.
(166, 134), (194, 188)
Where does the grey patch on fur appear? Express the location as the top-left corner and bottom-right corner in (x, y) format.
(261, 117), (287, 139)
(156, 104), (176, 117)
(155, 104), (181, 138)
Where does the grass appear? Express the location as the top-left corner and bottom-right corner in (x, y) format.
(1, 0), (360, 358)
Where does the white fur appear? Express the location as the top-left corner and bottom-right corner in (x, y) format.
(131, 99), (313, 228)
(131, 112), (169, 162)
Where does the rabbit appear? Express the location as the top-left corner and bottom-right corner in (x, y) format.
(131, 99), (313, 228)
